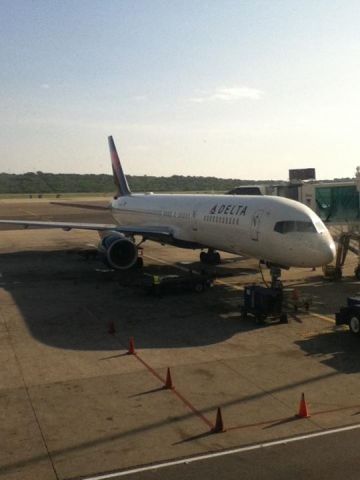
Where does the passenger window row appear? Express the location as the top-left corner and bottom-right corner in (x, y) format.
(203, 215), (240, 225)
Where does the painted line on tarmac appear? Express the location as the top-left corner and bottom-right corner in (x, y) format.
(214, 278), (244, 291)
(144, 253), (244, 291)
(82, 423), (360, 480)
(309, 312), (335, 324)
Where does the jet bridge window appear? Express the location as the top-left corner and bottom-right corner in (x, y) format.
(274, 221), (317, 234)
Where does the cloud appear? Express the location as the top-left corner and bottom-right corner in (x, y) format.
(190, 86), (263, 103)
(40, 83), (50, 89)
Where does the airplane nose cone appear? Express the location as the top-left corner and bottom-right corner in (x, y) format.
(322, 239), (336, 265)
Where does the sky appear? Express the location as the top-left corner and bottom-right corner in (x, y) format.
(1, 0), (360, 180)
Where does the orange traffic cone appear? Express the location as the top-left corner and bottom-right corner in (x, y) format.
(108, 321), (116, 335)
(297, 393), (310, 418)
(127, 337), (135, 355)
(211, 407), (225, 433)
(163, 367), (174, 389)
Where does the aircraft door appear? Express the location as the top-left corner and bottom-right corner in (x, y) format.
(250, 209), (264, 241)
(191, 203), (201, 237)
(192, 207), (198, 232)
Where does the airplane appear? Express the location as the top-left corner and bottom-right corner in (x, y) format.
(0, 136), (336, 279)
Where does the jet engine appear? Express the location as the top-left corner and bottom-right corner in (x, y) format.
(99, 233), (138, 270)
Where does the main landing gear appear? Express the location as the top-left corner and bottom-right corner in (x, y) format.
(200, 249), (221, 265)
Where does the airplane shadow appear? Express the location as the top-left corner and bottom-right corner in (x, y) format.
(0, 249), (264, 351)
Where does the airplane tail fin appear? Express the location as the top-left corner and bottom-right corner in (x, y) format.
(108, 136), (131, 197)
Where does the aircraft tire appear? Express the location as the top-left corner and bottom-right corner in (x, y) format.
(194, 282), (204, 293)
(334, 267), (342, 280)
(136, 257), (144, 268)
(349, 314), (360, 335)
(255, 313), (265, 324)
(354, 266), (360, 280)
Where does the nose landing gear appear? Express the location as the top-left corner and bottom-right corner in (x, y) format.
(200, 249), (221, 265)
(269, 265), (283, 289)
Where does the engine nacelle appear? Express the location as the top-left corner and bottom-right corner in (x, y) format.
(99, 234), (138, 270)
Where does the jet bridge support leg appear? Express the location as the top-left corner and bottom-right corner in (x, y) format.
(355, 237), (360, 280)
(323, 232), (360, 280)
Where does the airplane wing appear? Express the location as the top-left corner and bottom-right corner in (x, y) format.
(50, 201), (111, 211)
(0, 219), (173, 241)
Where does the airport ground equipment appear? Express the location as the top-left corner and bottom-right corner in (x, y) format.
(240, 285), (288, 324)
(241, 263), (311, 323)
(335, 296), (360, 335)
(323, 231), (360, 281)
(143, 272), (214, 296)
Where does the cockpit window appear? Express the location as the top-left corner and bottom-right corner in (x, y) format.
(274, 221), (317, 234)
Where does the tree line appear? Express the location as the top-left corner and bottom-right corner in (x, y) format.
(0, 172), (280, 194)
(0, 172), (353, 194)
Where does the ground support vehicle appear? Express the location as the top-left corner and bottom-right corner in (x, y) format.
(240, 285), (288, 324)
(335, 296), (360, 334)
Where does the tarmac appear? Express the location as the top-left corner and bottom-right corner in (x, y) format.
(1, 198), (360, 479)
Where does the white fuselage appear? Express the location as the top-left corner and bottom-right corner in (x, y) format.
(110, 194), (336, 268)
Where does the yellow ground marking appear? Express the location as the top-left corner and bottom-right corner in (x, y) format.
(309, 312), (335, 324)
(214, 278), (244, 291)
